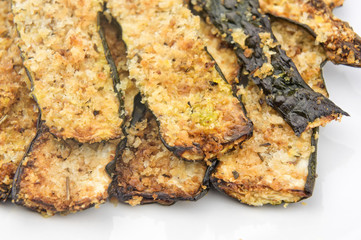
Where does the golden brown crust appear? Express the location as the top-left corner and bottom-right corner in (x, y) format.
(324, 0), (344, 9)
(0, 0), (38, 201)
(13, 127), (117, 216)
(110, 110), (208, 206)
(0, 0), (21, 117)
(205, 19), (327, 206)
(12, 0), (124, 143)
(107, 0), (252, 161)
(259, 0), (361, 67)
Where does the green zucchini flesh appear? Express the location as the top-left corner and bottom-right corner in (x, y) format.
(191, 0), (348, 136)
(12, 0), (124, 143)
(202, 18), (326, 206)
(259, 0), (361, 67)
(107, 0), (253, 162)
(108, 96), (215, 206)
(0, 0), (38, 202)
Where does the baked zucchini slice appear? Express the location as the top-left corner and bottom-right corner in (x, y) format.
(0, 0), (38, 202)
(191, 0), (348, 136)
(107, 0), (253, 161)
(108, 96), (215, 206)
(99, 12), (138, 121)
(12, 0), (124, 143)
(259, 0), (361, 67)
(207, 19), (327, 206)
(12, 126), (118, 216)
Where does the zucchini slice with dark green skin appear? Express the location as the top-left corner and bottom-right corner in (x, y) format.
(0, 0), (38, 202)
(107, 0), (253, 162)
(203, 18), (327, 206)
(108, 96), (216, 206)
(190, 0), (348, 136)
(99, 12), (139, 122)
(12, 125), (118, 216)
(11, 0), (125, 143)
(10, 13), (136, 215)
(259, 0), (361, 67)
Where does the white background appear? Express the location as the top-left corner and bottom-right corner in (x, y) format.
(1, 1), (361, 239)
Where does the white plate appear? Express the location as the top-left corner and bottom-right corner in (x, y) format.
(1, 1), (361, 240)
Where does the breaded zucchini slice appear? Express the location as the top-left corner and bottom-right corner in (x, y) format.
(99, 13), (139, 121)
(259, 0), (361, 67)
(12, 0), (124, 143)
(191, 0), (348, 136)
(108, 98), (214, 206)
(107, 0), (253, 161)
(12, 126), (117, 216)
(207, 19), (327, 206)
(0, 0), (38, 202)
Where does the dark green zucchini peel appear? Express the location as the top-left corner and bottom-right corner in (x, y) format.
(203, 18), (328, 206)
(190, 0), (348, 136)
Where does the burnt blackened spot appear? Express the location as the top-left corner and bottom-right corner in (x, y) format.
(187, 101), (194, 114)
(257, 152), (264, 162)
(19, 128), (25, 133)
(93, 110), (100, 116)
(219, 41), (230, 50)
(205, 61), (215, 69)
(232, 170), (239, 179)
(162, 174), (171, 178)
(260, 143), (271, 147)
(318, 82), (325, 89)
(209, 81), (218, 86)
(93, 44), (99, 53)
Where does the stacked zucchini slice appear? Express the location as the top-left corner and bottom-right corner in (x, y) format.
(0, 0), (38, 202)
(107, 0), (253, 162)
(8, 0), (126, 215)
(0, 0), (359, 215)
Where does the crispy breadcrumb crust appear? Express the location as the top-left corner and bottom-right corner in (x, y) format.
(203, 19), (327, 206)
(107, 0), (252, 161)
(0, 0), (38, 202)
(0, 0), (21, 117)
(109, 110), (210, 206)
(12, 0), (124, 143)
(12, 127), (117, 216)
(324, 0), (344, 9)
(259, 0), (361, 67)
